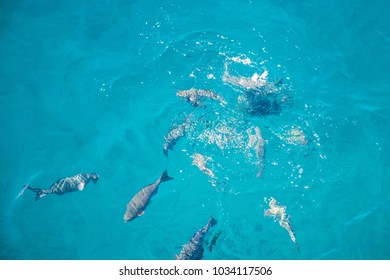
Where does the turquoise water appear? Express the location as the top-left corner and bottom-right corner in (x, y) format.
(1, 0), (389, 260)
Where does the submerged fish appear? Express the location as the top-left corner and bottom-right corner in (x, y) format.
(176, 88), (226, 107)
(223, 65), (285, 116)
(207, 231), (222, 252)
(123, 170), (173, 223)
(163, 119), (190, 157)
(176, 216), (217, 260)
(254, 127), (265, 177)
(241, 89), (282, 116)
(223, 69), (270, 90)
(191, 153), (216, 179)
(264, 197), (299, 251)
(247, 127), (265, 177)
(285, 127), (307, 145)
(24, 173), (99, 201)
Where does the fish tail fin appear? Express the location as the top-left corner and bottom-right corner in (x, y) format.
(163, 148), (168, 157)
(209, 216), (218, 227)
(35, 192), (47, 201)
(256, 164), (264, 178)
(275, 77), (283, 86)
(160, 170), (174, 183)
(26, 186), (46, 201)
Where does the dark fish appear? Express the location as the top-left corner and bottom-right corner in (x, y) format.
(163, 119), (190, 157)
(24, 173), (99, 201)
(243, 89), (282, 116)
(123, 170), (173, 223)
(207, 231), (222, 252)
(176, 216), (217, 260)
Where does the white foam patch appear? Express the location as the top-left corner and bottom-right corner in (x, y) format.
(230, 56), (252, 65)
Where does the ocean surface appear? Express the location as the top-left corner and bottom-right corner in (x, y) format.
(0, 0), (389, 260)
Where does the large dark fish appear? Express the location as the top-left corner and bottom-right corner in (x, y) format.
(24, 173), (99, 201)
(176, 216), (217, 260)
(123, 170), (173, 223)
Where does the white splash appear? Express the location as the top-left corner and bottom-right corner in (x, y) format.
(230, 56), (253, 65)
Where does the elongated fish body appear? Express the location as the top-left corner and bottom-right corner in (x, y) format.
(124, 170), (173, 222)
(223, 68), (280, 93)
(176, 217), (217, 260)
(163, 119), (190, 157)
(207, 231), (222, 252)
(25, 173), (99, 201)
(264, 197), (299, 251)
(177, 89), (226, 107)
(191, 153), (215, 178)
(254, 127), (265, 177)
(247, 127), (265, 177)
(223, 70), (269, 90)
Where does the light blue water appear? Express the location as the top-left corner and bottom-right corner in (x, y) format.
(0, 0), (389, 260)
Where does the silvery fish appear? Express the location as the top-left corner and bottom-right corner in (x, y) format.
(176, 216), (217, 260)
(253, 127), (265, 177)
(163, 119), (190, 157)
(23, 173), (99, 201)
(247, 126), (266, 177)
(264, 197), (299, 251)
(123, 170), (173, 223)
(223, 68), (271, 90)
(191, 153), (216, 179)
(176, 88), (226, 107)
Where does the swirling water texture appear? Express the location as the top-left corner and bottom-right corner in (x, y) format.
(0, 0), (389, 259)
